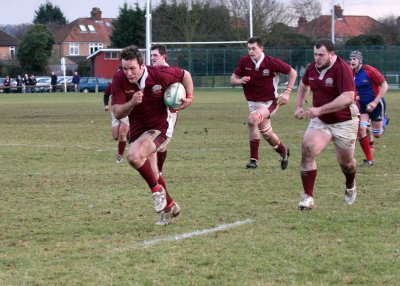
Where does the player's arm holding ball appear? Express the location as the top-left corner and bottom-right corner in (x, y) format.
(175, 69), (194, 110)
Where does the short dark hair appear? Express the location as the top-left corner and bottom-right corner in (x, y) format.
(247, 36), (263, 47)
(314, 39), (335, 52)
(121, 45), (144, 65)
(151, 44), (167, 57)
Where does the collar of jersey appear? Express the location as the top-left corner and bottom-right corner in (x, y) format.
(251, 52), (265, 71)
(137, 66), (148, 90)
(317, 55), (337, 80)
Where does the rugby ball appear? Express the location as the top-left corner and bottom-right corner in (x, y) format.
(164, 82), (186, 108)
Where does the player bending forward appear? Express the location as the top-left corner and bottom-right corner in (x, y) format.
(112, 45), (194, 225)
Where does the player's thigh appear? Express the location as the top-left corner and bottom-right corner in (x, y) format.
(302, 127), (331, 157)
(331, 118), (359, 151)
(131, 130), (168, 158)
(303, 118), (332, 154)
(248, 101), (273, 123)
(119, 122), (129, 135)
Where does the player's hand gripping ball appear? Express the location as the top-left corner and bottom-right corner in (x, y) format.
(164, 82), (186, 109)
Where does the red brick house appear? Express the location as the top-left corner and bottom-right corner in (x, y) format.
(0, 29), (19, 62)
(297, 5), (383, 42)
(87, 48), (149, 78)
(86, 48), (122, 78)
(52, 7), (113, 73)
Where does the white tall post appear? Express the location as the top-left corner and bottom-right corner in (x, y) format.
(331, 0), (335, 44)
(61, 57), (66, 93)
(249, 0), (253, 37)
(145, 0), (152, 65)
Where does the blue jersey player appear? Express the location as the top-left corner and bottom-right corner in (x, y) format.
(349, 51), (389, 166)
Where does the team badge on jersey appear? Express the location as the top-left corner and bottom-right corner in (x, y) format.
(262, 69), (270, 76)
(325, 77), (334, 87)
(152, 85), (163, 95)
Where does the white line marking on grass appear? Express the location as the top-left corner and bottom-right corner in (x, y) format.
(142, 218), (254, 246)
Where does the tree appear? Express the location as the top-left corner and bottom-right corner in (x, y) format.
(376, 15), (400, 45)
(152, 0), (234, 44)
(288, 0), (322, 23)
(110, 3), (145, 48)
(264, 22), (313, 46)
(17, 25), (54, 74)
(224, 0), (291, 40)
(345, 34), (385, 46)
(33, 2), (67, 26)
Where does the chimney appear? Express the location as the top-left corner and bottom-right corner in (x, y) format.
(91, 7), (102, 21)
(298, 17), (307, 29)
(334, 5), (343, 19)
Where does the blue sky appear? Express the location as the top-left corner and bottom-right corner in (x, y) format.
(0, 0), (399, 25)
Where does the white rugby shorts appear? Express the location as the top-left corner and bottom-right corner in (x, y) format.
(307, 117), (359, 150)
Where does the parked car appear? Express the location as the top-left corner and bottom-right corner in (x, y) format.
(79, 77), (111, 93)
(57, 76), (74, 92)
(34, 77), (51, 92)
(0, 77), (18, 93)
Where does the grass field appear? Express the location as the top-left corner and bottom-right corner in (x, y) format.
(0, 89), (399, 285)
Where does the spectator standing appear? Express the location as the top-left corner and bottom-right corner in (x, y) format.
(4, 76), (11, 93)
(72, 71), (80, 92)
(294, 39), (359, 210)
(28, 75), (37, 93)
(22, 74), (29, 93)
(51, 72), (58, 92)
(16, 75), (23, 93)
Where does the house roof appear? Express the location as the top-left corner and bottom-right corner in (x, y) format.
(86, 48), (122, 59)
(297, 13), (382, 39)
(53, 17), (113, 43)
(0, 29), (20, 46)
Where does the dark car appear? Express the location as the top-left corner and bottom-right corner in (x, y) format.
(34, 77), (51, 92)
(79, 77), (111, 93)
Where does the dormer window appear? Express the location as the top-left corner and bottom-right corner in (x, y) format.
(88, 25), (96, 32)
(89, 43), (103, 54)
(79, 25), (87, 32)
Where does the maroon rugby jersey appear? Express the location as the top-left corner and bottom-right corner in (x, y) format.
(302, 56), (356, 124)
(233, 54), (292, 101)
(111, 66), (184, 140)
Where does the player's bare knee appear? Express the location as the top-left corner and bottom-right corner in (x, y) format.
(127, 151), (141, 167)
(248, 111), (262, 126)
(340, 160), (356, 173)
(247, 116), (258, 128)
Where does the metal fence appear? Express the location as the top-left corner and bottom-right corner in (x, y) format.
(166, 46), (400, 88)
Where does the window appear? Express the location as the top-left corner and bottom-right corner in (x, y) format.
(87, 25), (96, 32)
(79, 25), (87, 32)
(89, 43), (103, 55)
(9, 46), (16, 60)
(69, 43), (79, 56)
(105, 51), (118, 60)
